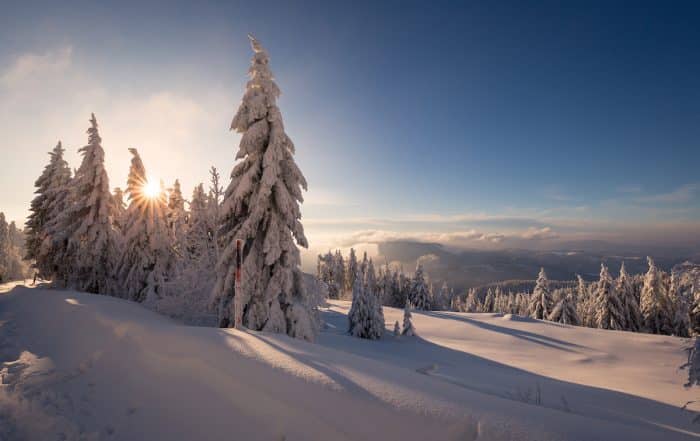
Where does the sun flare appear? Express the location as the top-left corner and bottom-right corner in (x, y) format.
(143, 179), (160, 198)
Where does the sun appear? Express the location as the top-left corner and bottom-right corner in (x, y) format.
(143, 179), (160, 199)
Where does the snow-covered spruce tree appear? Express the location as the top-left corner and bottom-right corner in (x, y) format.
(366, 258), (378, 295)
(575, 274), (596, 327)
(464, 288), (478, 312)
(640, 257), (674, 334)
(529, 268), (553, 320)
(334, 250), (345, 297)
(25, 141), (72, 268)
(549, 290), (579, 325)
(167, 179), (188, 250)
(483, 288), (495, 313)
(410, 263), (430, 310)
(387, 269), (403, 307)
(347, 270), (384, 339)
(345, 247), (358, 294)
(617, 262), (642, 332)
(54, 114), (119, 293)
(211, 36), (317, 340)
(117, 148), (174, 302)
(594, 263), (625, 330)
(402, 300), (416, 336)
(669, 272), (691, 337)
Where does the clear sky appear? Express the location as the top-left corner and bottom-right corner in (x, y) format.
(1, 0), (699, 266)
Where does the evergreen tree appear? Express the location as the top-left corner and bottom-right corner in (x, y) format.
(53, 114), (119, 293)
(483, 288), (495, 313)
(393, 320), (401, 336)
(410, 263), (430, 310)
(167, 179), (188, 251)
(211, 36), (316, 340)
(640, 257), (673, 334)
(617, 262), (642, 331)
(402, 300), (416, 336)
(346, 247), (358, 294)
(529, 268), (553, 320)
(25, 141), (71, 266)
(669, 271), (691, 337)
(117, 148), (174, 302)
(594, 263), (625, 330)
(25, 141), (73, 278)
(549, 290), (579, 325)
(464, 288), (478, 312)
(347, 270), (384, 339)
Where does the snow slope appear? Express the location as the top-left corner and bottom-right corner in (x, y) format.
(1, 283), (697, 441)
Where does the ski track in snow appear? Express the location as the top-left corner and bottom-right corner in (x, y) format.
(0, 283), (699, 440)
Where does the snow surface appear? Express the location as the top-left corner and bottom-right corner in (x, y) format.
(1, 283), (698, 440)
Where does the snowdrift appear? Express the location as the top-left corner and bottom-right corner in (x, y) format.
(0, 284), (697, 440)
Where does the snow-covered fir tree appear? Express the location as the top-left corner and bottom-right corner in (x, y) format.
(402, 300), (416, 336)
(116, 148), (174, 302)
(366, 258), (378, 295)
(387, 269), (404, 307)
(617, 262), (642, 332)
(345, 247), (358, 294)
(334, 250), (345, 297)
(0, 213), (25, 282)
(167, 179), (188, 252)
(211, 36), (317, 340)
(549, 290), (579, 325)
(464, 288), (478, 313)
(529, 268), (553, 320)
(52, 114), (119, 293)
(640, 257), (673, 334)
(410, 263), (430, 310)
(575, 274), (596, 327)
(347, 270), (384, 339)
(25, 141), (73, 278)
(669, 271), (691, 337)
(483, 288), (495, 313)
(594, 263), (625, 330)
(24, 141), (71, 265)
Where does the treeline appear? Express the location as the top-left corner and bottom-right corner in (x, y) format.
(454, 260), (699, 337)
(317, 249), (452, 311)
(0, 212), (29, 283)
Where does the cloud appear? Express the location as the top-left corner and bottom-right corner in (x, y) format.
(520, 227), (559, 240)
(0, 46), (73, 86)
(632, 183), (699, 204)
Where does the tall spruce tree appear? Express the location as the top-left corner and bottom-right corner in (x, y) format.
(25, 141), (71, 265)
(640, 257), (673, 334)
(25, 141), (73, 278)
(594, 263), (625, 330)
(411, 263), (430, 310)
(211, 36), (316, 340)
(54, 114), (119, 293)
(529, 268), (553, 320)
(617, 262), (642, 331)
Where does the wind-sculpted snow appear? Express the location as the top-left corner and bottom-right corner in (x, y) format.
(0, 284), (698, 440)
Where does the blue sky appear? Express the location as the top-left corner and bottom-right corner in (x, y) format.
(1, 0), (699, 264)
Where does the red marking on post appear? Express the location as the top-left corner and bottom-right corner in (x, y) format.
(235, 239), (242, 283)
